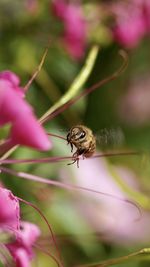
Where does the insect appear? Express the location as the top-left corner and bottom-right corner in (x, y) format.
(67, 125), (96, 167)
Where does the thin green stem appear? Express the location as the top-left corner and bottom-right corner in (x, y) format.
(39, 45), (99, 123)
(76, 248), (150, 267)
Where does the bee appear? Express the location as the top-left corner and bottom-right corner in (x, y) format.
(67, 125), (96, 167)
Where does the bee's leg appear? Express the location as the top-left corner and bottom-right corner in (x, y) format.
(76, 157), (80, 168)
(67, 151), (79, 167)
(82, 153), (86, 160)
(67, 158), (78, 166)
(70, 143), (73, 152)
(67, 141), (74, 152)
(73, 151), (80, 168)
(82, 149), (89, 160)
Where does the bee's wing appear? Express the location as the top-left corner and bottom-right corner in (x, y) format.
(94, 127), (125, 149)
(52, 127), (125, 152)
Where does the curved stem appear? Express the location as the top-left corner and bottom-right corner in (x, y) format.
(40, 50), (128, 124)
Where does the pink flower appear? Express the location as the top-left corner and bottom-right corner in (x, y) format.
(0, 70), (52, 150)
(0, 186), (40, 267)
(0, 71), (24, 97)
(7, 222), (40, 267)
(110, 0), (150, 48)
(52, 0), (86, 60)
(0, 187), (20, 231)
(118, 74), (150, 126)
(60, 158), (150, 245)
(143, 0), (150, 31)
(111, 1), (146, 48)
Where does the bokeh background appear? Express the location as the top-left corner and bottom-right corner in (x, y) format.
(1, 0), (150, 266)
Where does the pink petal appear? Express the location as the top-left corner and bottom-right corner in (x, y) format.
(0, 187), (20, 231)
(0, 81), (31, 125)
(0, 77), (52, 151)
(63, 159), (150, 245)
(13, 248), (31, 267)
(52, 0), (86, 59)
(0, 71), (20, 87)
(7, 222), (40, 267)
(113, 18), (145, 48)
(17, 221), (41, 248)
(11, 113), (51, 150)
(112, 1), (146, 48)
(0, 71), (24, 97)
(52, 0), (66, 18)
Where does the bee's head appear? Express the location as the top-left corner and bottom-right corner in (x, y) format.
(67, 126), (86, 143)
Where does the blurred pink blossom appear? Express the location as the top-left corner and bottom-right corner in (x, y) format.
(0, 186), (40, 267)
(118, 74), (150, 126)
(111, 0), (150, 48)
(0, 70), (51, 150)
(52, 0), (86, 60)
(0, 71), (24, 97)
(7, 222), (40, 267)
(61, 158), (150, 245)
(0, 187), (20, 231)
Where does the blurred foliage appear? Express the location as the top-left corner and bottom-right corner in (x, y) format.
(1, 0), (150, 267)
